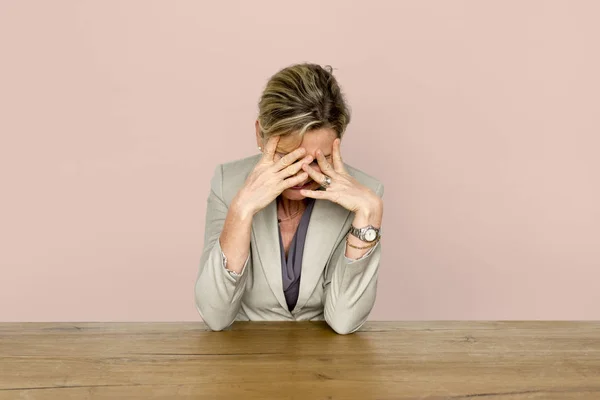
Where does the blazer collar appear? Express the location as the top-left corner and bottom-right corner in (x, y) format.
(251, 191), (351, 313)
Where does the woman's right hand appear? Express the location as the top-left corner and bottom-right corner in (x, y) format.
(233, 136), (313, 217)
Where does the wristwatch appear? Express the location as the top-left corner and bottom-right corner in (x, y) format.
(348, 224), (381, 242)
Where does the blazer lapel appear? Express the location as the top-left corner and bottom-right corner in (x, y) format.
(251, 199), (290, 311)
(295, 197), (351, 310)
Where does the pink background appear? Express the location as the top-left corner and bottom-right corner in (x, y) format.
(1, 1), (599, 322)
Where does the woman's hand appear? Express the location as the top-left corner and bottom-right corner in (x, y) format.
(233, 136), (313, 218)
(300, 138), (383, 220)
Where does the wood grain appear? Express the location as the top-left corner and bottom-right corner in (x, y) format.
(0, 321), (599, 399)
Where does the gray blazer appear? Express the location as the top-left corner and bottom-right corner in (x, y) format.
(194, 153), (384, 334)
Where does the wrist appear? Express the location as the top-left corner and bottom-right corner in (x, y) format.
(230, 195), (256, 221)
(354, 198), (383, 227)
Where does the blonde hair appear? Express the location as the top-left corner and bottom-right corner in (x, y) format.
(257, 63), (351, 143)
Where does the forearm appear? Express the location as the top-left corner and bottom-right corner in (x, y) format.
(325, 188), (383, 334)
(195, 181), (252, 331)
(195, 241), (249, 331)
(219, 198), (254, 274)
(325, 241), (381, 334)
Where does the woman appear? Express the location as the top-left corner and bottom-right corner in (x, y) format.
(194, 63), (384, 334)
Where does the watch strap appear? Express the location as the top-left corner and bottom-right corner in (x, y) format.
(348, 224), (381, 242)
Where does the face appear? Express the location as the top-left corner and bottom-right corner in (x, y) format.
(260, 128), (337, 201)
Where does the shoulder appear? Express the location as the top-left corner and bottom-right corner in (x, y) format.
(210, 154), (261, 205)
(220, 153), (262, 178)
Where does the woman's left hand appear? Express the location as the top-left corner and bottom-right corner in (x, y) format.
(300, 138), (382, 216)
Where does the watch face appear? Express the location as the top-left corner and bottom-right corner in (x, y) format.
(364, 228), (377, 241)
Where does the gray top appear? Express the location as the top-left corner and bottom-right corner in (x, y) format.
(277, 197), (316, 311)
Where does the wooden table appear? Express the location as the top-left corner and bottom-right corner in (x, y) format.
(0, 322), (599, 399)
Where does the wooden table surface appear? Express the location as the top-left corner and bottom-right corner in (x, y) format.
(0, 321), (599, 399)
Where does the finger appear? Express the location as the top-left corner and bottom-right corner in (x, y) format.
(299, 188), (329, 200)
(315, 149), (336, 176)
(278, 154), (313, 178)
(261, 136), (280, 162)
(301, 163), (329, 187)
(281, 172), (308, 190)
(332, 138), (346, 173)
(275, 147), (306, 171)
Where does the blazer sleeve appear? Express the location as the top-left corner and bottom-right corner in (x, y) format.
(323, 182), (384, 335)
(194, 164), (250, 331)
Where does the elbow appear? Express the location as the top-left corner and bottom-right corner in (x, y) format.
(324, 308), (365, 335)
(330, 324), (356, 335)
(194, 286), (234, 332)
(203, 317), (233, 332)
(324, 292), (372, 335)
(194, 301), (234, 332)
